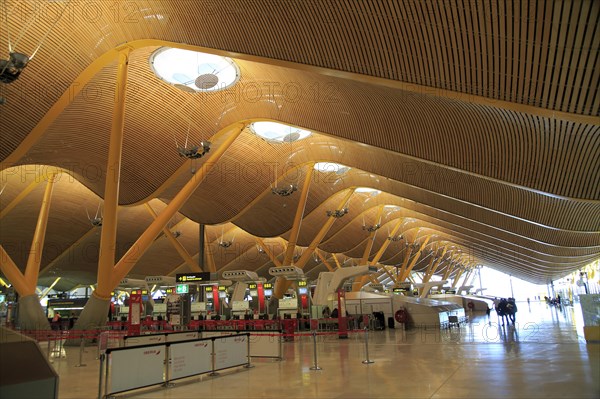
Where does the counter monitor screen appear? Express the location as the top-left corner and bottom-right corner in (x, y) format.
(298, 287), (308, 295)
(263, 289), (273, 296)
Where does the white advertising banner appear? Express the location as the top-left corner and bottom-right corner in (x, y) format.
(109, 346), (165, 394)
(124, 334), (165, 347)
(166, 331), (199, 343)
(214, 335), (247, 370)
(249, 333), (281, 358)
(169, 340), (212, 380)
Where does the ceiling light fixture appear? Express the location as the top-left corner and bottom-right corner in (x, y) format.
(362, 224), (381, 232)
(326, 208), (349, 218)
(272, 184), (297, 197)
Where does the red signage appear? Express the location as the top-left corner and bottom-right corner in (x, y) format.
(128, 291), (143, 336)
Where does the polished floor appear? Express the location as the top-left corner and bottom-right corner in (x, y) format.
(51, 301), (599, 399)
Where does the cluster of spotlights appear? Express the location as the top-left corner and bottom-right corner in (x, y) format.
(177, 141), (211, 159)
(326, 208), (349, 218)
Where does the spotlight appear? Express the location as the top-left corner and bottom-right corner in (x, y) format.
(0, 52), (29, 84)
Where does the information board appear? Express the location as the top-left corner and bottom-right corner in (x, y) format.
(176, 272), (212, 283)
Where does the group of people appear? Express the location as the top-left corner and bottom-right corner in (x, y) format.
(544, 294), (562, 307)
(493, 297), (518, 326)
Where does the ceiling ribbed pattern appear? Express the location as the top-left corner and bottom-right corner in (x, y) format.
(1, 1), (599, 288)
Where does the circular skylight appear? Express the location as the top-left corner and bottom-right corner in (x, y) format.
(314, 162), (351, 174)
(251, 121), (311, 142)
(150, 47), (240, 92)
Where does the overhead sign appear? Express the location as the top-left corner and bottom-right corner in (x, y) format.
(298, 281), (307, 287)
(263, 283), (273, 289)
(176, 284), (189, 294)
(248, 283), (257, 289)
(176, 272), (212, 283)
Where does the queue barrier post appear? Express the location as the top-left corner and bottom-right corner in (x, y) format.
(209, 339), (219, 376)
(362, 326), (374, 364)
(97, 353), (105, 399)
(309, 331), (322, 371)
(46, 333), (53, 364)
(162, 344), (174, 387)
(75, 332), (87, 367)
(244, 333), (254, 368)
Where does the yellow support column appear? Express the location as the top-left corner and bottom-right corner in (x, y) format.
(110, 126), (243, 287)
(452, 267), (465, 289)
(0, 245), (30, 295)
(442, 259), (458, 281)
(282, 165), (314, 265)
(396, 247), (413, 283)
(294, 189), (355, 269)
(96, 50), (130, 299)
(23, 174), (57, 292)
(256, 238), (283, 268)
(0, 177), (44, 219)
(316, 251), (335, 272)
(422, 246), (448, 284)
(399, 236), (431, 281)
(204, 229), (217, 273)
(353, 206), (384, 291)
(381, 265), (398, 285)
(369, 219), (404, 266)
(332, 253), (342, 269)
(145, 204), (202, 272)
(274, 188), (355, 298)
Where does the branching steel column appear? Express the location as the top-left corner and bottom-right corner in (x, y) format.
(274, 188), (355, 298)
(353, 206), (385, 291)
(295, 189), (355, 269)
(256, 237), (282, 268)
(145, 203), (202, 272)
(204, 230), (217, 273)
(282, 165), (314, 265)
(332, 253), (342, 269)
(381, 265), (398, 285)
(422, 246), (448, 284)
(24, 173), (57, 290)
(399, 236), (431, 281)
(451, 268), (465, 288)
(96, 50), (130, 299)
(369, 218), (404, 266)
(110, 126), (243, 288)
(40, 277), (61, 299)
(0, 177), (44, 219)
(315, 250), (334, 272)
(442, 261), (456, 281)
(396, 247), (414, 284)
(0, 245), (29, 295)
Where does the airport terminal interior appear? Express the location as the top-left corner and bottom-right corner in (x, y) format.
(0, 1), (599, 398)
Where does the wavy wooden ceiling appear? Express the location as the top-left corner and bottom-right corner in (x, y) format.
(0, 0), (599, 289)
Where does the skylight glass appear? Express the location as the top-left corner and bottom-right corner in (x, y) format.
(150, 47), (240, 92)
(251, 121), (311, 142)
(355, 187), (381, 194)
(313, 162), (351, 174)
